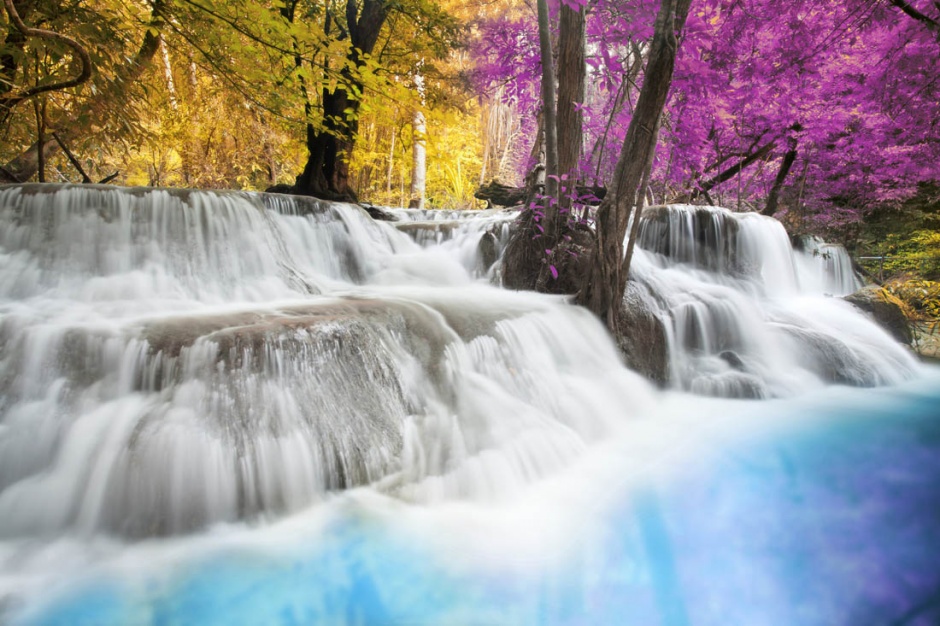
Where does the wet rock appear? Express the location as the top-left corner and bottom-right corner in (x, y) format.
(844, 286), (913, 345)
(265, 183), (295, 194)
(615, 281), (670, 386)
(478, 229), (499, 273)
(776, 323), (881, 386)
(395, 220), (460, 242)
(719, 350), (746, 371)
(689, 371), (767, 399)
(360, 203), (399, 221)
(638, 205), (741, 273)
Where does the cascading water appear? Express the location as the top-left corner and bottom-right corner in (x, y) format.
(0, 185), (937, 626)
(793, 234), (863, 296)
(632, 205), (916, 398)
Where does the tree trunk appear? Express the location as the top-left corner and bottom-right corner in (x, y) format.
(556, 3), (585, 183)
(536, 0), (558, 202)
(386, 126), (396, 197)
(532, 0), (586, 290)
(295, 87), (357, 199)
(291, 0), (390, 201)
(408, 108), (427, 208)
(576, 0), (692, 329)
(409, 67), (427, 209)
(762, 138), (798, 216)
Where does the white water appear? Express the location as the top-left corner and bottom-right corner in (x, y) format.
(633, 205), (915, 398)
(0, 185), (928, 624)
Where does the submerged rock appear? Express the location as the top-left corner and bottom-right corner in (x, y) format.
(844, 286), (913, 345)
(776, 323), (882, 386)
(719, 350), (746, 371)
(478, 229), (500, 273)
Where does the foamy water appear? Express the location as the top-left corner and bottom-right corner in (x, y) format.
(0, 185), (934, 625)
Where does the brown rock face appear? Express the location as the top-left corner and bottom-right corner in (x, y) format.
(844, 286), (913, 345)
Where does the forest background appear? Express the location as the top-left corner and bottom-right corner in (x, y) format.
(0, 0), (938, 316)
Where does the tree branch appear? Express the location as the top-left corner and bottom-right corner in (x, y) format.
(52, 132), (91, 183)
(0, 0), (92, 111)
(887, 0), (940, 36)
(691, 140), (776, 200)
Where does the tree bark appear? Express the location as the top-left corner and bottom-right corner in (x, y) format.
(686, 139), (776, 202)
(292, 0), (391, 200)
(533, 0), (586, 290)
(409, 66), (427, 209)
(408, 108), (427, 208)
(576, 0), (692, 329)
(556, 3), (584, 183)
(762, 138), (798, 216)
(536, 0), (559, 202)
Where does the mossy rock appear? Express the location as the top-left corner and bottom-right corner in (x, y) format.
(844, 285), (913, 345)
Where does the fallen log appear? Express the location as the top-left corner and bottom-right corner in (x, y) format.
(474, 179), (607, 207)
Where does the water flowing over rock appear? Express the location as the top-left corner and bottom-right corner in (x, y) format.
(0, 185), (628, 539)
(0, 186), (921, 543)
(630, 204), (917, 397)
(844, 285), (913, 345)
(794, 235), (863, 296)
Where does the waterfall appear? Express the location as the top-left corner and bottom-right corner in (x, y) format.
(794, 234), (864, 296)
(0, 185), (640, 538)
(0, 185), (932, 626)
(632, 205), (916, 398)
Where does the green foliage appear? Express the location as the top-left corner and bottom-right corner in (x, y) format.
(881, 230), (940, 280)
(886, 279), (940, 320)
(856, 183), (940, 282)
(885, 278), (940, 355)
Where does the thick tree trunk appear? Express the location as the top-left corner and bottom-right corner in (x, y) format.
(556, 4), (585, 182)
(291, 0), (390, 201)
(295, 87), (357, 200)
(533, 1), (587, 290)
(576, 0), (692, 329)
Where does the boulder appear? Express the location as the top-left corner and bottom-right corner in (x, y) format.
(478, 228), (500, 273)
(844, 285), (913, 345)
(614, 281), (671, 386)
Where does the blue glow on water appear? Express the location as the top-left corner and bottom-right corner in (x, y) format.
(12, 373), (940, 626)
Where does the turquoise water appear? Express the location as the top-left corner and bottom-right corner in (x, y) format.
(9, 369), (940, 626)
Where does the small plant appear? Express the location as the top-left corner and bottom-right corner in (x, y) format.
(526, 175), (596, 281)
